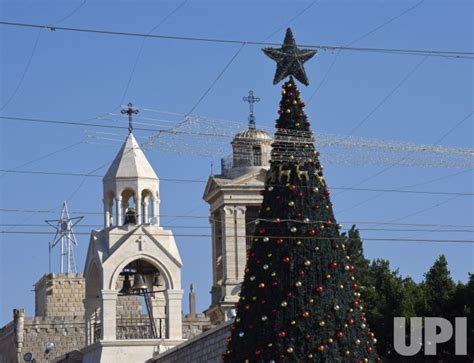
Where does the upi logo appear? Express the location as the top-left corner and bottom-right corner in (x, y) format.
(394, 317), (467, 356)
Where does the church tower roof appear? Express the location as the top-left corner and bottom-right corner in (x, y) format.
(103, 133), (158, 181)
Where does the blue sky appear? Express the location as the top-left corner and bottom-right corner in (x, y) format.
(0, 0), (472, 326)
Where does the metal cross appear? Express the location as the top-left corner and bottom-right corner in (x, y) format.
(121, 102), (139, 134)
(243, 90), (260, 129)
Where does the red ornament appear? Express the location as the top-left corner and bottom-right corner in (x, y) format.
(323, 189), (330, 197)
(317, 344), (325, 352)
(308, 229), (316, 236)
(302, 311), (310, 318)
(325, 313), (332, 320)
(276, 238), (284, 245)
(314, 285), (324, 294)
(289, 184), (297, 192)
(375, 357), (382, 363)
(278, 109), (284, 115)
(368, 332), (375, 339)
(255, 349), (262, 357)
(278, 331), (286, 338)
(336, 331), (344, 339)
(367, 347), (373, 354)
(347, 318), (355, 326)
(305, 334), (311, 340)
(352, 282), (359, 289)
(329, 261), (338, 269)
(258, 282), (265, 289)
(274, 218), (281, 223)
(258, 228), (266, 235)
(282, 257), (290, 264)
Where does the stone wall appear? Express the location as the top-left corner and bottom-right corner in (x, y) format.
(0, 320), (17, 363)
(35, 273), (85, 319)
(19, 317), (85, 363)
(152, 321), (231, 363)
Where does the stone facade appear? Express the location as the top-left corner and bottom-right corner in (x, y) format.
(152, 321), (231, 363)
(0, 273), (86, 363)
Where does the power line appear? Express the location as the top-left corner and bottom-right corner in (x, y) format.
(1, 168), (472, 197)
(1, 230), (473, 244)
(1, 21), (473, 59)
(1, 223), (472, 234)
(120, 0), (189, 103)
(308, 0), (426, 102)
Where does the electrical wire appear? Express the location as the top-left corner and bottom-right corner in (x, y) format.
(1, 230), (473, 244)
(1, 21), (473, 59)
(120, 0), (189, 103)
(348, 56), (428, 135)
(1, 168), (472, 197)
(308, 0), (427, 101)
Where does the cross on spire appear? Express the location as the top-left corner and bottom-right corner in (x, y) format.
(121, 102), (139, 134)
(243, 90), (260, 129)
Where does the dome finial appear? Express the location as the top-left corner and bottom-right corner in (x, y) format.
(242, 90), (260, 130)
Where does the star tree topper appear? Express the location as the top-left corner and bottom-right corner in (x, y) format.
(262, 28), (317, 86)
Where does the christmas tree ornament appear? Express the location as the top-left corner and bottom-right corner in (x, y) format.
(262, 28), (317, 86)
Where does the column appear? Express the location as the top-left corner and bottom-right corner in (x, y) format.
(210, 215), (218, 287)
(103, 199), (111, 228)
(115, 196), (122, 226)
(151, 192), (160, 225)
(84, 298), (99, 345)
(164, 289), (184, 340)
(234, 206), (247, 280)
(221, 206), (237, 290)
(100, 290), (118, 341)
(142, 200), (148, 224)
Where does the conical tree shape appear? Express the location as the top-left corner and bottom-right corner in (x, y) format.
(224, 77), (380, 362)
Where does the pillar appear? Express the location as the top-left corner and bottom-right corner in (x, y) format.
(220, 206), (235, 286)
(234, 206), (247, 280)
(165, 289), (184, 340)
(100, 290), (118, 341)
(151, 192), (160, 225)
(84, 298), (99, 345)
(115, 196), (122, 226)
(142, 200), (148, 224)
(103, 199), (111, 228)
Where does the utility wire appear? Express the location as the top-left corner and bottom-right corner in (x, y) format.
(1, 230), (473, 244)
(1, 21), (472, 59)
(1, 168), (473, 197)
(308, 0), (426, 101)
(120, 0), (189, 103)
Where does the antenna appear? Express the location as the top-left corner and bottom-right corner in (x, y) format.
(45, 202), (84, 273)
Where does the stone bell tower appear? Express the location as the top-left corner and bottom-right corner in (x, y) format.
(203, 91), (272, 325)
(82, 113), (184, 362)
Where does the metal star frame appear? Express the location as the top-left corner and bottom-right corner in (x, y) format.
(45, 201), (83, 273)
(262, 28), (317, 86)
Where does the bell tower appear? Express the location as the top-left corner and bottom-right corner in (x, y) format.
(203, 91), (272, 325)
(83, 108), (184, 362)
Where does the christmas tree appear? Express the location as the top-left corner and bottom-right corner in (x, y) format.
(224, 28), (380, 362)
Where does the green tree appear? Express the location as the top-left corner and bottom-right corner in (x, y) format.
(423, 255), (456, 317)
(224, 78), (380, 362)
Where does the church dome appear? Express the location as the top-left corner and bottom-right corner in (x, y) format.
(232, 128), (272, 143)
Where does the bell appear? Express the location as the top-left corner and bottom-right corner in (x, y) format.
(152, 273), (163, 287)
(132, 273), (147, 291)
(124, 207), (137, 225)
(119, 274), (132, 295)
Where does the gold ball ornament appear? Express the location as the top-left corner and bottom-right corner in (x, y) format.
(328, 338), (334, 344)
(286, 109), (291, 114)
(287, 347), (294, 353)
(355, 339), (361, 345)
(319, 321), (325, 327)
